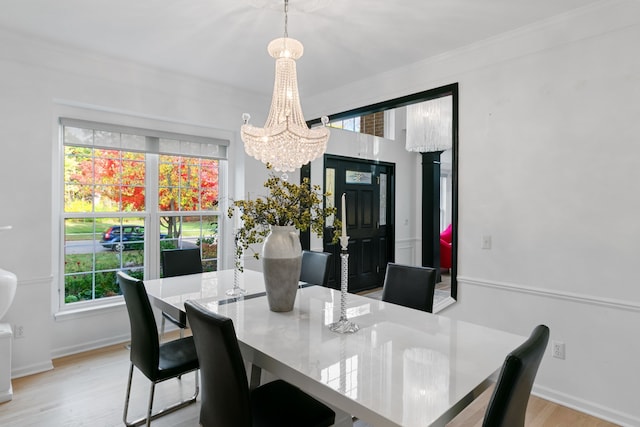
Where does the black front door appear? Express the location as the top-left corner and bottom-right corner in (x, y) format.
(323, 156), (394, 293)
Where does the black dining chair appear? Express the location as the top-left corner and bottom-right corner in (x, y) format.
(381, 262), (437, 313)
(184, 300), (336, 427)
(117, 271), (199, 427)
(482, 324), (550, 427)
(159, 248), (203, 339)
(300, 250), (332, 287)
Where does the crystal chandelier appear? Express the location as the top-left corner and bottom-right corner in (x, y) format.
(241, 0), (330, 173)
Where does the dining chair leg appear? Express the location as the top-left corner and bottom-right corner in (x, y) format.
(146, 383), (156, 427)
(123, 369), (200, 427)
(122, 363), (135, 426)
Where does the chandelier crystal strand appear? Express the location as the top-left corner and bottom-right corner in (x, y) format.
(241, 0), (330, 172)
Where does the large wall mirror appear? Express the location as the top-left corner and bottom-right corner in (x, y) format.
(308, 83), (458, 303)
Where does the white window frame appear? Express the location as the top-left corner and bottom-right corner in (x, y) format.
(56, 117), (230, 312)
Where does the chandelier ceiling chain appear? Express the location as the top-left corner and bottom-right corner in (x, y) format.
(283, 0), (289, 38)
(240, 0), (330, 173)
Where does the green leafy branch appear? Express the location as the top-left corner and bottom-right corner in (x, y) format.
(228, 170), (340, 271)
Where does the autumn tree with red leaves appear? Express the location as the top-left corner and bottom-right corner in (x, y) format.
(65, 147), (219, 238)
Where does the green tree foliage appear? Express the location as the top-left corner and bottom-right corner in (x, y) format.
(228, 169), (340, 269)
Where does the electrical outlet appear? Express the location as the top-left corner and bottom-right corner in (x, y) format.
(552, 341), (565, 359)
(481, 235), (492, 249)
(13, 324), (25, 339)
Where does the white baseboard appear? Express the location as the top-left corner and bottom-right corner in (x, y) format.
(50, 333), (131, 360)
(0, 384), (12, 403)
(533, 384), (640, 427)
(11, 360), (53, 379)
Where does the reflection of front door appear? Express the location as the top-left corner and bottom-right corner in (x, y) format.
(323, 156), (394, 293)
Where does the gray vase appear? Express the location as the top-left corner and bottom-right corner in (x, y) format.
(262, 225), (302, 312)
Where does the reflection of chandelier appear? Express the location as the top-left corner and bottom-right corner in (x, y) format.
(405, 96), (452, 153)
(402, 348), (449, 425)
(241, 0), (330, 173)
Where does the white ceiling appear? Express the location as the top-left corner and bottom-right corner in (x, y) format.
(1, 0), (603, 97)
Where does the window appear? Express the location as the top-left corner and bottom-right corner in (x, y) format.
(327, 112), (385, 138)
(60, 118), (228, 308)
(328, 116), (360, 133)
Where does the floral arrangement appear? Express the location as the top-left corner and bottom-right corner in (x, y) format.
(228, 171), (340, 269)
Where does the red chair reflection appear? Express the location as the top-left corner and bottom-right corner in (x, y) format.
(440, 224), (452, 270)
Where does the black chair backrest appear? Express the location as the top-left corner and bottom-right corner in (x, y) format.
(300, 250), (332, 286)
(381, 263), (437, 312)
(117, 271), (160, 379)
(161, 248), (203, 278)
(482, 324), (550, 427)
(185, 300), (252, 427)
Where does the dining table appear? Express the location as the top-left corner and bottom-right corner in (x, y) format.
(144, 269), (526, 427)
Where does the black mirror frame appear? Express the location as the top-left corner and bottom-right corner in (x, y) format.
(307, 82), (459, 301)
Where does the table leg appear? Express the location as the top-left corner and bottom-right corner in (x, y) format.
(249, 364), (262, 390)
(332, 408), (354, 426)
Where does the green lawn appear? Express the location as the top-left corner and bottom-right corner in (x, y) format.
(62, 217), (218, 303)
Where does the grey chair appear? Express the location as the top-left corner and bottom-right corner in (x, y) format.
(482, 324), (550, 427)
(381, 262), (437, 313)
(117, 271), (199, 427)
(159, 248), (203, 339)
(184, 300), (335, 427)
(300, 250), (332, 286)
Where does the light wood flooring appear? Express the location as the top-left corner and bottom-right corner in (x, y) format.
(1, 337), (619, 427)
(0, 337), (200, 427)
(445, 387), (619, 427)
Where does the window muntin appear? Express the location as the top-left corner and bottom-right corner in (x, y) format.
(158, 154), (219, 212)
(65, 145), (146, 213)
(61, 120), (227, 308)
(63, 217), (146, 303)
(159, 215), (219, 274)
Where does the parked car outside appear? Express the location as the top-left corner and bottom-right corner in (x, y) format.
(100, 225), (166, 251)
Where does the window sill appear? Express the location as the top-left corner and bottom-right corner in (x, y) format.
(54, 299), (126, 322)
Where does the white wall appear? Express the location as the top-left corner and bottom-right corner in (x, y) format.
(0, 28), (269, 374)
(304, 0), (640, 424)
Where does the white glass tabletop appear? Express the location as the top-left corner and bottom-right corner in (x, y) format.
(144, 269), (268, 310)
(196, 284), (526, 427)
(144, 269), (311, 329)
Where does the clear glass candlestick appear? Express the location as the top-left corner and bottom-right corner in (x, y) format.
(226, 251), (247, 297)
(329, 237), (359, 334)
